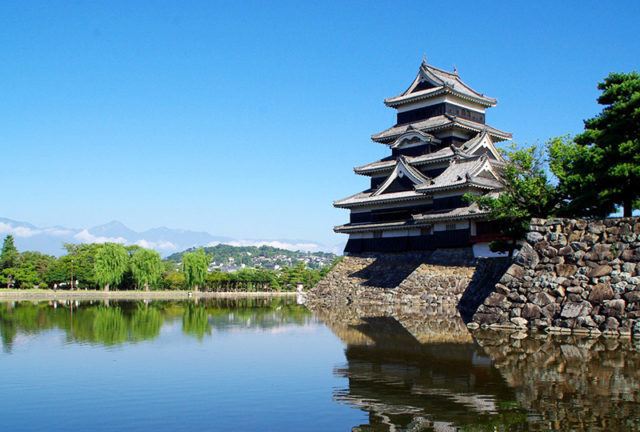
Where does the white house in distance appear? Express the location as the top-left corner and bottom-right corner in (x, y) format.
(334, 58), (511, 258)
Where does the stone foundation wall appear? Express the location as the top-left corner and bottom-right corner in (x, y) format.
(306, 249), (476, 307)
(472, 217), (640, 336)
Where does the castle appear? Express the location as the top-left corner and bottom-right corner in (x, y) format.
(334, 58), (511, 257)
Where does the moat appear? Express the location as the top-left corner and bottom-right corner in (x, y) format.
(1, 297), (639, 431)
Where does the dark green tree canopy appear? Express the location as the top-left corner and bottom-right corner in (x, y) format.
(0, 235), (19, 270)
(552, 71), (640, 217)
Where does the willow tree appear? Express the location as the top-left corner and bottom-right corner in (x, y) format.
(182, 249), (209, 292)
(130, 248), (163, 291)
(94, 243), (129, 291)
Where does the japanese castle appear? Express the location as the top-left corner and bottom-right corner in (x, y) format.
(334, 58), (511, 256)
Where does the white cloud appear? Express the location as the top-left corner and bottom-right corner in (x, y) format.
(73, 229), (127, 244)
(205, 241), (221, 247)
(0, 222), (40, 238)
(224, 240), (321, 252)
(43, 227), (72, 236)
(135, 239), (178, 251)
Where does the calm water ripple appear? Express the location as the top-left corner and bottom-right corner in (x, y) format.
(1, 297), (640, 431)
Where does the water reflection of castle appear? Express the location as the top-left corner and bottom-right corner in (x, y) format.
(311, 303), (640, 431)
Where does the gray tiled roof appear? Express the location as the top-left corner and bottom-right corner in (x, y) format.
(415, 157), (503, 193)
(354, 146), (454, 175)
(384, 61), (497, 108)
(334, 220), (415, 233)
(333, 189), (429, 208)
(371, 115), (511, 143)
(337, 154), (504, 208)
(412, 204), (489, 223)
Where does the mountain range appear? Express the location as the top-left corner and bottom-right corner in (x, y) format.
(0, 217), (341, 256)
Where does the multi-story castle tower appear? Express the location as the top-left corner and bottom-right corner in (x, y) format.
(334, 58), (511, 256)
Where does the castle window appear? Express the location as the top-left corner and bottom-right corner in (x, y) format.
(445, 223), (457, 231)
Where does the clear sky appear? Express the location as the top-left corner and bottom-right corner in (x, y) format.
(1, 0), (639, 250)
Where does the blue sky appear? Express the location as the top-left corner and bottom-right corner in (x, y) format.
(1, 1), (639, 250)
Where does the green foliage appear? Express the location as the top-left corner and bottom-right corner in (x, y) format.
(130, 248), (163, 290)
(93, 306), (128, 345)
(465, 144), (557, 256)
(0, 240), (337, 292)
(94, 243), (130, 290)
(0, 235), (19, 288)
(551, 71), (640, 217)
(182, 248), (210, 290)
(14, 251), (56, 288)
(166, 243), (335, 269)
(0, 235), (19, 269)
(46, 243), (103, 289)
(182, 303), (210, 339)
(130, 304), (163, 341)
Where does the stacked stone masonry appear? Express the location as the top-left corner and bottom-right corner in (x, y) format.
(307, 249), (476, 308)
(472, 217), (640, 336)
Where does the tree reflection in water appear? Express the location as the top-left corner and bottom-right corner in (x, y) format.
(311, 302), (640, 431)
(93, 306), (128, 345)
(130, 304), (164, 341)
(0, 297), (310, 349)
(182, 303), (211, 339)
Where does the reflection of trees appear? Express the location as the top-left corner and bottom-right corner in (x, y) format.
(0, 313), (17, 353)
(0, 297), (308, 349)
(131, 305), (163, 341)
(93, 306), (128, 345)
(182, 303), (211, 339)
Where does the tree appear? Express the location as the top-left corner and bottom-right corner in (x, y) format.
(45, 243), (103, 289)
(94, 243), (129, 291)
(183, 248), (209, 292)
(0, 235), (19, 289)
(465, 144), (558, 257)
(551, 72), (640, 217)
(130, 249), (163, 291)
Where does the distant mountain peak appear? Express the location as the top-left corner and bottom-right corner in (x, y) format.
(0, 217), (339, 257)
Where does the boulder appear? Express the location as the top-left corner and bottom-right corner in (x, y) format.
(510, 317), (528, 328)
(576, 316), (597, 328)
(515, 243), (539, 268)
(557, 264), (578, 278)
(589, 265), (613, 278)
(603, 316), (620, 330)
(531, 292), (555, 307)
(484, 293), (506, 307)
(558, 246), (573, 256)
(588, 283), (614, 303)
(522, 303), (542, 319)
(526, 231), (544, 243)
(542, 302), (561, 318)
(624, 291), (640, 303)
(506, 264), (525, 280)
(602, 299), (626, 317)
(561, 301), (593, 318)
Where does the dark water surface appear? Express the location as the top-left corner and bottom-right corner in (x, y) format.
(1, 298), (639, 431)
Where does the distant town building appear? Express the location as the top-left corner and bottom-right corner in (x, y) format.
(334, 58), (511, 257)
